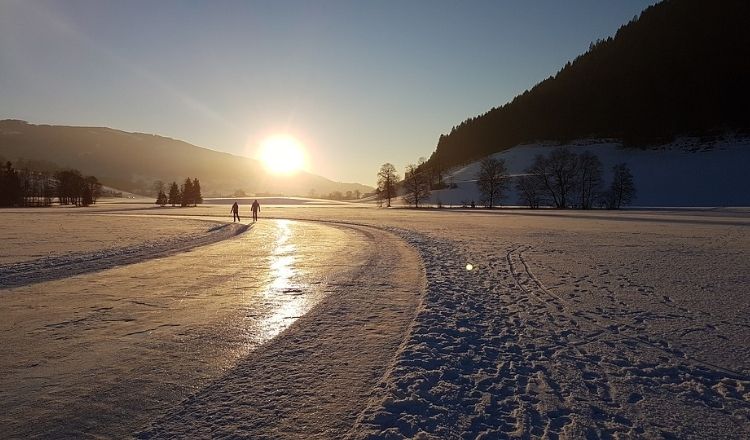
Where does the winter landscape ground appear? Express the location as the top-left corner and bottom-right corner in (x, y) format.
(1, 202), (749, 439)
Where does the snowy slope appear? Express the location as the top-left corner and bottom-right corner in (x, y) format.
(427, 137), (750, 207)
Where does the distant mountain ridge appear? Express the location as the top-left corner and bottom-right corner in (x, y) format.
(430, 0), (750, 170)
(0, 119), (371, 197)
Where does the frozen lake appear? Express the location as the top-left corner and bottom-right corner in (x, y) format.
(1, 204), (748, 438)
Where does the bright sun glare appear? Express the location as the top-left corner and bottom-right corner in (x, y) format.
(258, 135), (306, 175)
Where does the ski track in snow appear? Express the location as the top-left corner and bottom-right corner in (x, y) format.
(0, 222), (249, 288)
(349, 227), (750, 440)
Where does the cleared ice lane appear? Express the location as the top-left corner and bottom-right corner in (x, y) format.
(0, 219), (407, 439)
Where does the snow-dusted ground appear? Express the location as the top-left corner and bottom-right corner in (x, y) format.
(425, 137), (750, 207)
(347, 213), (750, 439)
(0, 212), (213, 265)
(0, 214), (248, 288)
(1, 205), (749, 438)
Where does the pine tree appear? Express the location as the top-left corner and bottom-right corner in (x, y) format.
(181, 178), (193, 207)
(1, 161), (22, 207)
(156, 190), (168, 206)
(168, 181), (180, 206)
(191, 178), (203, 206)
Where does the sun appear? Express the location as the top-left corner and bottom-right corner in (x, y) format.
(258, 135), (306, 175)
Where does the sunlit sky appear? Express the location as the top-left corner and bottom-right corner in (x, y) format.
(0, 0), (655, 186)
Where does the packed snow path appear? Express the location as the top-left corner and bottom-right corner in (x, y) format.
(350, 226), (750, 439)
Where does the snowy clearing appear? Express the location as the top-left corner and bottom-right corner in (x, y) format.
(0, 212), (214, 265)
(0, 215), (248, 289)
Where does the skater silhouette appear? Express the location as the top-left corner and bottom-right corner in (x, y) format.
(231, 201), (240, 222)
(251, 199), (260, 222)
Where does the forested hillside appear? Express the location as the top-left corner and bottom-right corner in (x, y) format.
(0, 120), (371, 196)
(430, 0), (750, 170)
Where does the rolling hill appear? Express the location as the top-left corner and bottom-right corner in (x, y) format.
(0, 119), (371, 197)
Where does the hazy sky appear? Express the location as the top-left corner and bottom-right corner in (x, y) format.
(0, 0), (655, 186)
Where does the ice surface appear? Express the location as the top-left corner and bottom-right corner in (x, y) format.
(0, 217), (375, 438)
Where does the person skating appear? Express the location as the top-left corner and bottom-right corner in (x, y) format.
(251, 199), (260, 222)
(231, 201), (240, 222)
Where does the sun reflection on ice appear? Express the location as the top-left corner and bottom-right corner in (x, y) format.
(255, 220), (313, 343)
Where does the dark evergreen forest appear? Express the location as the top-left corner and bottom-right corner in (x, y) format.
(429, 0), (750, 171)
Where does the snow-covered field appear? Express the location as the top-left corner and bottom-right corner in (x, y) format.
(1, 204), (748, 438)
(0, 212), (215, 265)
(425, 137), (750, 207)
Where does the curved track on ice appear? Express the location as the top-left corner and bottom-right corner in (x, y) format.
(138, 221), (425, 439)
(0, 218), (426, 440)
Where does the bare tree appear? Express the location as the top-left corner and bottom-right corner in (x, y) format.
(576, 151), (603, 209)
(527, 154), (555, 206)
(377, 163), (398, 207)
(529, 148), (578, 208)
(515, 173), (546, 209)
(606, 163), (636, 209)
(375, 188), (384, 207)
(402, 164), (430, 208)
(476, 157), (509, 208)
(547, 148), (579, 208)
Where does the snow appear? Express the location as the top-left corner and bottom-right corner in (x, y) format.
(349, 213), (750, 439)
(1, 205), (749, 438)
(427, 136), (750, 207)
(0, 212), (214, 265)
(0, 215), (247, 288)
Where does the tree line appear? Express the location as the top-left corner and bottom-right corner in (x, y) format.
(375, 148), (636, 210)
(1, 160), (101, 207)
(314, 189), (362, 201)
(428, 0), (750, 172)
(154, 178), (203, 207)
(377, 160), (433, 208)
(474, 148), (635, 209)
